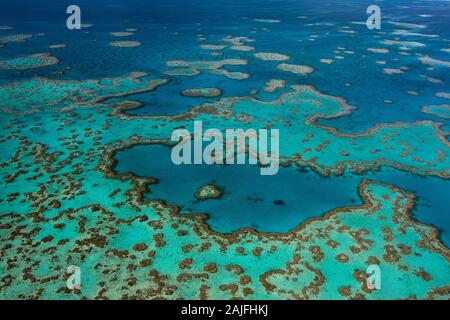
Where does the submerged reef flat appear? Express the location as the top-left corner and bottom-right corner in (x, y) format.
(383, 68), (404, 75)
(163, 68), (200, 77)
(164, 59), (248, 80)
(156, 85), (449, 178)
(109, 32), (134, 37)
(264, 79), (285, 93)
(0, 72), (168, 114)
(1, 0), (450, 299)
(436, 92), (450, 99)
(109, 41), (142, 47)
(388, 21), (426, 29)
(320, 59), (334, 64)
(422, 105), (450, 119)
(277, 63), (314, 75)
(419, 55), (450, 68)
(230, 45), (255, 52)
(254, 52), (290, 61)
(200, 44), (227, 50)
(49, 44), (66, 49)
(0, 53), (59, 70)
(222, 36), (255, 46)
(382, 40), (425, 49)
(0, 69), (449, 299)
(253, 18), (281, 24)
(209, 69), (250, 80)
(195, 184), (223, 200)
(166, 59), (247, 70)
(367, 48), (389, 54)
(0, 152), (449, 299)
(181, 88), (222, 98)
(0, 33), (32, 44)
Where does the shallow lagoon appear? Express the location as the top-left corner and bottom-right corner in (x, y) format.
(114, 144), (450, 245)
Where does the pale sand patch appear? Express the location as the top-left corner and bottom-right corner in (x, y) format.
(49, 44), (66, 49)
(230, 45), (255, 52)
(200, 44), (227, 50)
(427, 77), (443, 84)
(383, 39), (425, 48)
(109, 41), (142, 47)
(383, 68), (404, 74)
(277, 63), (314, 75)
(222, 36), (255, 46)
(350, 21), (367, 26)
(339, 29), (356, 34)
(254, 52), (289, 61)
(320, 59), (334, 64)
(367, 48), (389, 54)
(210, 69), (250, 80)
(388, 21), (426, 29)
(254, 18), (281, 23)
(392, 30), (438, 38)
(436, 92), (450, 99)
(307, 22), (334, 27)
(419, 55), (450, 67)
(109, 32), (134, 37)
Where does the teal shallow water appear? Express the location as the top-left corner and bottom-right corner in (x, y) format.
(114, 144), (450, 245)
(0, 0), (449, 300)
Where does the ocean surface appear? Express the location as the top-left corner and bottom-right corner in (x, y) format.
(0, 0), (449, 299)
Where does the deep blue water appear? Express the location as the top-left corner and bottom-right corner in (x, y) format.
(114, 144), (450, 245)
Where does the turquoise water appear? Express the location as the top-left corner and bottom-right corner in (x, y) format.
(114, 144), (450, 244)
(2, 0), (449, 130)
(1, 0), (449, 300)
(114, 144), (363, 233)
